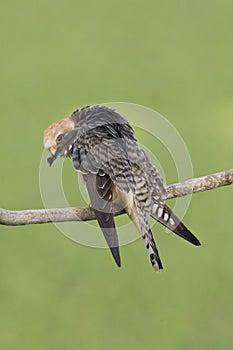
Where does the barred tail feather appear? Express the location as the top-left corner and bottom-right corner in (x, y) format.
(143, 229), (163, 271)
(125, 204), (163, 272)
(151, 202), (201, 246)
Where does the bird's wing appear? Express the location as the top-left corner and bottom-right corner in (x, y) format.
(72, 123), (136, 193)
(83, 171), (121, 267)
(71, 123), (136, 267)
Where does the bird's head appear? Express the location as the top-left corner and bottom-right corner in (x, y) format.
(43, 117), (76, 165)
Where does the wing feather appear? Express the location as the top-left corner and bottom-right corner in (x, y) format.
(83, 172), (121, 267)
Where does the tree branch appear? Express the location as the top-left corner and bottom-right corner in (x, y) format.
(0, 169), (232, 226)
(165, 168), (233, 199)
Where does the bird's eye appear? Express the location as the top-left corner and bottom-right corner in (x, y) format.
(56, 134), (64, 144)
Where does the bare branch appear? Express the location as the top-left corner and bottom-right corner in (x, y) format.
(0, 169), (232, 226)
(166, 168), (233, 199)
(0, 207), (125, 226)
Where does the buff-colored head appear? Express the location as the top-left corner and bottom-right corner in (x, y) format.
(43, 117), (75, 155)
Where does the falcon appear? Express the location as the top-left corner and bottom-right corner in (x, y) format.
(43, 105), (201, 271)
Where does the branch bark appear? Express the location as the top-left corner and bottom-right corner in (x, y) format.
(0, 169), (232, 226)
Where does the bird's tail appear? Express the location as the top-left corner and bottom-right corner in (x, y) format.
(127, 205), (163, 271)
(142, 228), (163, 271)
(151, 202), (201, 246)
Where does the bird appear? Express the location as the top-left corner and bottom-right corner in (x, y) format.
(43, 105), (201, 271)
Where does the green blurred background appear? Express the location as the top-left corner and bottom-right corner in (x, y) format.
(0, 0), (232, 349)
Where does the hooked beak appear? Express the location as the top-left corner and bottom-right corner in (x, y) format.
(47, 146), (57, 167)
(47, 143), (72, 167)
(49, 145), (57, 155)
